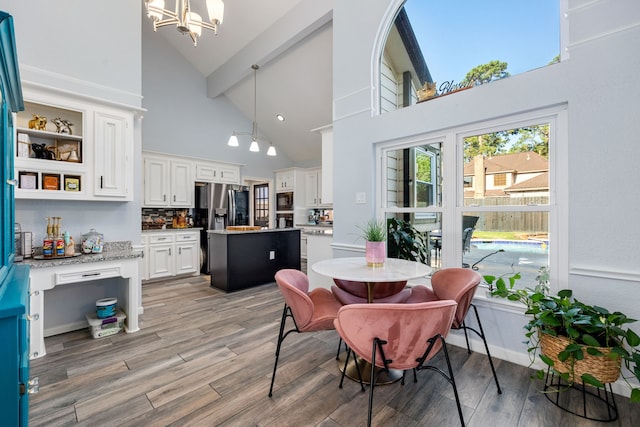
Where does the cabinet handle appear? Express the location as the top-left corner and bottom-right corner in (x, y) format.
(100, 176), (103, 189)
(163, 194), (166, 201)
(173, 195), (176, 202)
(30, 290), (40, 297)
(82, 272), (101, 277)
(157, 237), (167, 241)
(6, 178), (18, 186)
(169, 248), (172, 256)
(27, 313), (40, 321)
(179, 247), (182, 255)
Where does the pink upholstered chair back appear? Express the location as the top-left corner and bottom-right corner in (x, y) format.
(333, 279), (407, 299)
(334, 300), (457, 370)
(430, 268), (481, 328)
(275, 269), (314, 329)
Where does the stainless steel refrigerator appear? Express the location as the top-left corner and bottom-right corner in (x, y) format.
(194, 182), (250, 273)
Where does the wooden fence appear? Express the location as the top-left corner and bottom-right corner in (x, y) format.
(464, 196), (549, 234)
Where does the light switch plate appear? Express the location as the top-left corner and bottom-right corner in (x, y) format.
(269, 250), (275, 260)
(356, 192), (366, 204)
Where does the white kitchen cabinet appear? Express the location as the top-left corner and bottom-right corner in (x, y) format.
(94, 110), (132, 199)
(276, 170), (294, 192)
(174, 232), (199, 275)
(143, 154), (194, 207)
(144, 231), (200, 280)
(305, 168), (324, 207)
(147, 233), (175, 280)
(195, 161), (240, 184)
(14, 84), (139, 201)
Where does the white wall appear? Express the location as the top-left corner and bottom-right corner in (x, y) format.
(141, 13), (294, 179)
(332, 0), (640, 380)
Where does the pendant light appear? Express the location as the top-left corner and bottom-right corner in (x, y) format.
(227, 64), (277, 156)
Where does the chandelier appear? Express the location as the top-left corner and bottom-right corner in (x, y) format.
(145, 0), (224, 47)
(228, 65), (277, 156)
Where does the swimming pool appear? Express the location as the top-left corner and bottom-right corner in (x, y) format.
(471, 239), (549, 253)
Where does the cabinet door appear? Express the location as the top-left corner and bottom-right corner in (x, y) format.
(94, 111), (131, 199)
(276, 171), (293, 191)
(305, 172), (319, 206)
(195, 163), (217, 182)
(148, 244), (174, 279)
(217, 164), (239, 184)
(175, 240), (199, 275)
(170, 161), (193, 207)
(143, 157), (170, 206)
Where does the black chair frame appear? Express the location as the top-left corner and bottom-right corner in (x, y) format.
(343, 334), (465, 427)
(457, 303), (502, 394)
(268, 303), (300, 397)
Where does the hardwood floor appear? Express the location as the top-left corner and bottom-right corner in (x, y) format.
(29, 275), (640, 426)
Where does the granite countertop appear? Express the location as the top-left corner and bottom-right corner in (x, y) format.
(303, 229), (333, 236)
(142, 227), (203, 233)
(19, 241), (142, 269)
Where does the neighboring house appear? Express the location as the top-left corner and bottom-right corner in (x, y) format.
(463, 152), (549, 198)
(381, 7), (431, 112)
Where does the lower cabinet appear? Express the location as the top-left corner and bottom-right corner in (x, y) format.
(144, 231), (199, 281)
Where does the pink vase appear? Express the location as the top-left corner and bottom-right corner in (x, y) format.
(366, 241), (386, 267)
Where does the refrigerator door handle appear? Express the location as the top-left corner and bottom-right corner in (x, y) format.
(228, 189), (236, 226)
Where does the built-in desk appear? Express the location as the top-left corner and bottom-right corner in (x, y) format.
(20, 242), (142, 359)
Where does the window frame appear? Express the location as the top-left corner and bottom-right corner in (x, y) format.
(377, 106), (568, 292)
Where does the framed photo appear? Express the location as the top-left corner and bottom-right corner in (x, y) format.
(64, 176), (81, 192)
(42, 173), (60, 191)
(18, 171), (38, 189)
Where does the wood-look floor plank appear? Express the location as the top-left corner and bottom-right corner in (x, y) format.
(30, 275), (640, 426)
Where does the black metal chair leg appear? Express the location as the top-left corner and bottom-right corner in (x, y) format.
(471, 304), (502, 394)
(440, 337), (465, 427)
(268, 304), (289, 397)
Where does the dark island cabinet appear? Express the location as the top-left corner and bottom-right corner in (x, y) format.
(209, 229), (301, 292)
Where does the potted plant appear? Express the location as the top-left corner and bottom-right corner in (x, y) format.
(358, 219), (386, 267)
(486, 270), (640, 403)
(386, 218), (429, 264)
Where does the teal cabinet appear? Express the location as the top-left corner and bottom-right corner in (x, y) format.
(0, 10), (30, 426)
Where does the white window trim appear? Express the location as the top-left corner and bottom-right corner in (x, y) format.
(376, 105), (568, 293)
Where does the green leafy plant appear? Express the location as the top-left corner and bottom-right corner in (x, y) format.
(357, 219), (386, 242)
(386, 218), (428, 263)
(486, 270), (640, 402)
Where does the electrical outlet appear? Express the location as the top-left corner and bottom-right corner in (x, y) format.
(269, 250), (275, 260)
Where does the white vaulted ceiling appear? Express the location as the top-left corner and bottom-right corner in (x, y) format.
(147, 0), (334, 163)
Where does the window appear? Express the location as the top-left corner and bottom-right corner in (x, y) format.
(493, 173), (506, 186)
(379, 0), (560, 113)
(253, 184), (269, 227)
(379, 108), (564, 290)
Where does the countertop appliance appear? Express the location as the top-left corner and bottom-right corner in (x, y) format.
(276, 191), (294, 211)
(194, 182), (249, 273)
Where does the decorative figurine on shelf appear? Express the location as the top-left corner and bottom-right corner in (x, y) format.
(30, 143), (55, 160)
(28, 114), (47, 130)
(51, 117), (73, 134)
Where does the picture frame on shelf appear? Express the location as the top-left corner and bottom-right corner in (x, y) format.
(42, 173), (60, 190)
(18, 171), (38, 189)
(64, 176), (81, 192)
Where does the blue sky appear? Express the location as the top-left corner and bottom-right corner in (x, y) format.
(403, 0), (560, 85)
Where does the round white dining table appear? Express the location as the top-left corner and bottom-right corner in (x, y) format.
(312, 257), (431, 303)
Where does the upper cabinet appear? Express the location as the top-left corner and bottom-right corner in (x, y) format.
(195, 161), (239, 184)
(143, 152), (242, 207)
(276, 170), (295, 192)
(14, 84), (137, 201)
(305, 168), (323, 207)
(320, 126), (333, 205)
(143, 155), (193, 208)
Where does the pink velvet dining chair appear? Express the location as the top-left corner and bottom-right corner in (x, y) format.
(334, 300), (465, 427)
(331, 279), (411, 304)
(406, 267), (502, 394)
(268, 269), (343, 397)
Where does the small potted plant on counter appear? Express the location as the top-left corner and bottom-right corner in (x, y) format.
(486, 269), (640, 409)
(358, 219), (386, 267)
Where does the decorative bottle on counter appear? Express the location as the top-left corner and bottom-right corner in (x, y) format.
(43, 217), (53, 258)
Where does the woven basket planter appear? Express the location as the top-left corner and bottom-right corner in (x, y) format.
(539, 333), (621, 384)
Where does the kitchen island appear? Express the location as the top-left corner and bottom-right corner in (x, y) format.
(208, 228), (301, 292)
